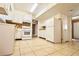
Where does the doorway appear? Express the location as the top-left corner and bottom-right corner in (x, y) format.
(72, 19), (79, 39)
(32, 24), (36, 37)
(32, 20), (38, 37)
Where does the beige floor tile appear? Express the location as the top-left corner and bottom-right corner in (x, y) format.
(27, 43), (42, 47)
(31, 46), (43, 51)
(72, 50), (79, 56)
(56, 48), (77, 56)
(48, 51), (64, 56)
(31, 45), (54, 51)
(11, 37), (79, 56)
(20, 48), (35, 56)
(20, 44), (29, 49)
(11, 48), (20, 56)
(69, 45), (79, 50)
(21, 51), (35, 56)
(20, 48), (32, 54)
(44, 47), (58, 55)
(11, 52), (20, 56)
(14, 42), (20, 47)
(34, 48), (49, 56)
(49, 45), (62, 51)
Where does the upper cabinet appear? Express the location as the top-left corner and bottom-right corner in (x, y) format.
(0, 7), (7, 15)
(45, 17), (54, 27)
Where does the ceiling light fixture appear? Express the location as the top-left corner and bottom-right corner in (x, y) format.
(30, 3), (38, 13)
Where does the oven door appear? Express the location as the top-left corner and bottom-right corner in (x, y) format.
(22, 29), (32, 40)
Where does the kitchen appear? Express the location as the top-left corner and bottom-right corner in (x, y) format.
(0, 3), (79, 56)
(0, 3), (75, 56)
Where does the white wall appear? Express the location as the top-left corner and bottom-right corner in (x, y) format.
(61, 15), (72, 42)
(62, 15), (68, 42)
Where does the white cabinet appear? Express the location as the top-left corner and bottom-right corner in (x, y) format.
(15, 29), (22, 39)
(0, 23), (15, 55)
(39, 30), (46, 38)
(45, 18), (54, 27)
(46, 27), (54, 42)
(45, 16), (61, 43)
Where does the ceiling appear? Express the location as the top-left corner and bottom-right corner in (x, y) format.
(0, 3), (10, 10)
(35, 3), (79, 20)
(14, 3), (55, 18)
(0, 3), (79, 19)
(14, 3), (34, 13)
(33, 3), (54, 15)
(0, 3), (55, 19)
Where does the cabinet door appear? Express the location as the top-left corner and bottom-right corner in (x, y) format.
(45, 18), (54, 27)
(39, 30), (46, 38)
(15, 29), (22, 39)
(46, 27), (54, 42)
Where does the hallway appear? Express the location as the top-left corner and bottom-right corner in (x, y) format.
(12, 38), (79, 56)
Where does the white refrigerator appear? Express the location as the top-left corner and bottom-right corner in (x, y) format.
(0, 23), (15, 55)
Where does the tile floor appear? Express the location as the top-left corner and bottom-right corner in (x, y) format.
(11, 37), (79, 56)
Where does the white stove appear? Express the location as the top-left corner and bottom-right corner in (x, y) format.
(22, 27), (32, 40)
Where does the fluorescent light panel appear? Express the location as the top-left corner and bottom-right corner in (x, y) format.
(30, 3), (38, 13)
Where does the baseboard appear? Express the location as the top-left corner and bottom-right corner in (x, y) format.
(15, 38), (22, 40)
(39, 37), (46, 40)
